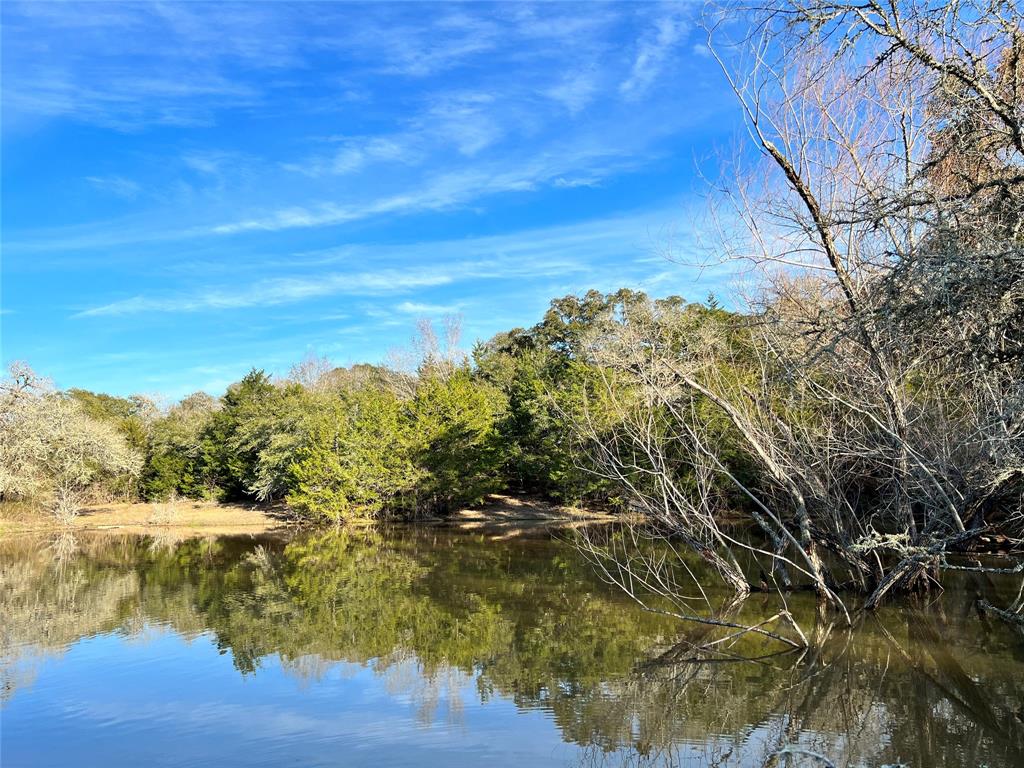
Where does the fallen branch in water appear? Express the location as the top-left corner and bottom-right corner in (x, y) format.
(576, 527), (811, 650)
(977, 575), (1024, 637)
(942, 560), (1024, 575)
(978, 600), (1024, 633)
(863, 530), (987, 610)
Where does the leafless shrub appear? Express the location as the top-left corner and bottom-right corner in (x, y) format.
(148, 491), (182, 526)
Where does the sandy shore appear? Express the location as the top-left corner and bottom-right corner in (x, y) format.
(0, 499), (290, 537)
(443, 494), (616, 538)
(1, 494), (616, 539)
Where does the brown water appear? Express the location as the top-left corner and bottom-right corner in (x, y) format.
(1, 526), (1022, 767)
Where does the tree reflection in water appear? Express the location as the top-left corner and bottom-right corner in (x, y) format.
(1, 528), (1021, 767)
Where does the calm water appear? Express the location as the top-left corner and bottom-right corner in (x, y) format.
(1, 526), (1022, 767)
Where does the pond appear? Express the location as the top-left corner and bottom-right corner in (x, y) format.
(1, 526), (1022, 767)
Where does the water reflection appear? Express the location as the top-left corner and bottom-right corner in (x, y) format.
(1, 528), (1022, 767)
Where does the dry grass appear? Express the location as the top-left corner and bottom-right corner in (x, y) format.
(0, 498), (288, 536)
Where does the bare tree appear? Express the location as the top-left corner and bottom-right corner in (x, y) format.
(711, 0), (1022, 604)
(0, 363), (142, 522)
(567, 1), (1022, 620)
(386, 315), (468, 396)
(288, 351), (335, 392)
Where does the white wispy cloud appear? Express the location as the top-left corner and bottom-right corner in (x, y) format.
(4, 68), (260, 132)
(395, 300), (462, 314)
(544, 70), (600, 114)
(181, 150), (242, 176)
(422, 92), (504, 156)
(2, 2), (297, 131)
(5, 2), (714, 258)
(620, 12), (689, 97)
(4, 3), (696, 134)
(74, 204), (711, 320)
(282, 90), (503, 179)
(553, 176), (602, 189)
(372, 11), (503, 77)
(85, 175), (141, 198)
(4, 143), (643, 253)
(282, 136), (415, 177)
(76, 269), (453, 317)
(4, 84), (716, 266)
(210, 145), (635, 236)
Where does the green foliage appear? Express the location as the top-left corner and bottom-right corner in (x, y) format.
(406, 367), (506, 513)
(473, 289), (706, 505)
(205, 369), (280, 498)
(141, 392), (220, 501)
(286, 387), (417, 522)
(49, 288), (752, 521)
(474, 338), (609, 502)
(286, 367), (505, 521)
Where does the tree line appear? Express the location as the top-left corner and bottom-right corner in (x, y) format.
(0, 291), (729, 523)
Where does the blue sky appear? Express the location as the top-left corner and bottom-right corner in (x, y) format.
(2, 1), (743, 399)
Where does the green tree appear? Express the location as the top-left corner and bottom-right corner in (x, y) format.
(141, 392), (219, 500)
(407, 367), (506, 514)
(286, 387), (417, 522)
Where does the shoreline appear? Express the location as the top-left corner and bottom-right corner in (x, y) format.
(0, 499), (292, 538)
(0, 494), (617, 539)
